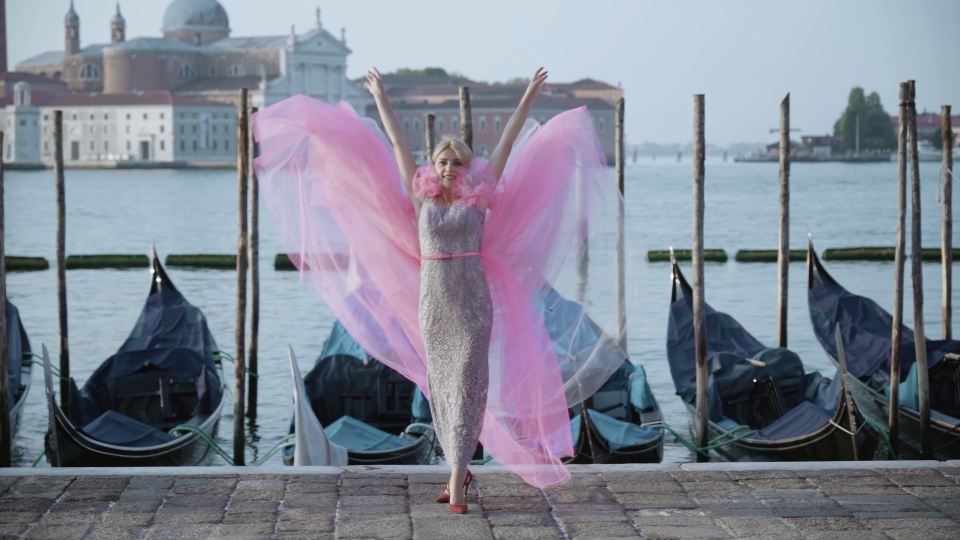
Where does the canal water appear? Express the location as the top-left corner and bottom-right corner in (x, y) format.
(4, 157), (955, 466)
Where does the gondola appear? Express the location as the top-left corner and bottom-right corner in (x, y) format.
(281, 320), (435, 466)
(44, 250), (226, 467)
(412, 289), (665, 465)
(4, 300), (33, 440)
(807, 240), (960, 459)
(668, 260), (879, 461)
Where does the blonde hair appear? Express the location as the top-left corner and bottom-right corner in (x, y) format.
(431, 136), (473, 164)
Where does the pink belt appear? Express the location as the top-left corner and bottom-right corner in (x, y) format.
(420, 251), (480, 261)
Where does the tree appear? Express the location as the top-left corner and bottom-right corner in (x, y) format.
(926, 127), (958, 150)
(833, 87), (897, 152)
(394, 67), (448, 77)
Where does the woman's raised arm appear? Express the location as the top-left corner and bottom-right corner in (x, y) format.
(487, 68), (548, 183)
(366, 68), (420, 210)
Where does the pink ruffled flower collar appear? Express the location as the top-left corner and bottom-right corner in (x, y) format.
(413, 159), (496, 208)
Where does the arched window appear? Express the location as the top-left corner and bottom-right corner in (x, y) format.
(599, 118), (605, 133)
(179, 64), (196, 80)
(209, 67), (216, 76)
(403, 119), (409, 132)
(79, 63), (101, 81)
(479, 117), (486, 132)
(228, 64), (244, 76)
(452, 117), (458, 132)
(494, 117), (501, 132)
(414, 119), (420, 131)
(438, 118), (444, 131)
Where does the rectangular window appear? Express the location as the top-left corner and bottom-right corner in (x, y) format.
(44, 141), (49, 151)
(104, 114), (109, 120)
(479, 117), (486, 132)
(126, 114), (130, 120)
(452, 118), (458, 131)
(414, 119), (420, 131)
(126, 126), (130, 134)
(403, 119), (409, 132)
(90, 125), (95, 133)
(494, 117), (501, 132)
(180, 125), (184, 134)
(160, 125), (165, 133)
(104, 141), (109, 151)
(181, 140), (185, 151)
(438, 118), (444, 131)
(126, 141), (131, 150)
(213, 140), (218, 150)
(143, 113), (148, 120)
(43, 126), (48, 134)
(193, 125), (197, 133)
(160, 141), (165, 151)
(104, 125), (109, 134)
(90, 141), (95, 150)
(224, 140), (229, 151)
(160, 113), (165, 119)
(193, 140), (197, 150)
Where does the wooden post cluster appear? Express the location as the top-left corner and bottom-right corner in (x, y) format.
(906, 80), (932, 458)
(889, 82), (909, 456)
(614, 98), (627, 353)
(246, 106), (260, 420)
(459, 87), (473, 151)
(425, 114), (436, 161)
(234, 89), (250, 465)
(0, 131), (8, 467)
(942, 105), (954, 340)
(54, 111), (70, 412)
(692, 94), (709, 461)
(777, 94), (790, 348)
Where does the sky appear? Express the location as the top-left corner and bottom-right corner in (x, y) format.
(8, 0), (960, 146)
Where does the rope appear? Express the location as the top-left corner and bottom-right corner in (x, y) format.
(23, 358), (69, 382)
(650, 422), (758, 458)
(863, 416), (898, 460)
(212, 350), (259, 378)
(167, 425), (297, 466)
(30, 451), (44, 467)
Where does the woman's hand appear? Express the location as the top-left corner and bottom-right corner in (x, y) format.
(365, 67), (386, 100)
(525, 68), (548, 98)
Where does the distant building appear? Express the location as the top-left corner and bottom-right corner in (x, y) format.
(3, 0), (371, 166)
(14, 1), (370, 111)
(367, 74), (622, 162)
(801, 134), (842, 155)
(889, 112), (960, 146)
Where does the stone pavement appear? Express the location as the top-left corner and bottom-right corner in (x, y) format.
(2, 461), (960, 539)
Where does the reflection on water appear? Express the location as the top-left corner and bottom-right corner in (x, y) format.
(4, 158), (956, 466)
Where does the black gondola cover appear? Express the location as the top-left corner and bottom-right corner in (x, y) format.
(69, 271), (222, 444)
(5, 301), (27, 408)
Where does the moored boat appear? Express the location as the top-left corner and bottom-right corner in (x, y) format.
(44, 249), (226, 467)
(4, 301), (33, 442)
(807, 240), (960, 459)
(668, 259), (879, 461)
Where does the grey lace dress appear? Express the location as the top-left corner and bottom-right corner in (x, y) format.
(418, 197), (493, 469)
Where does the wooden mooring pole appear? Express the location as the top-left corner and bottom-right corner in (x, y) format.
(246, 106), (259, 420)
(889, 82), (909, 457)
(0, 131), (8, 467)
(692, 94), (709, 461)
(425, 114), (435, 161)
(234, 89), (249, 465)
(615, 98), (627, 353)
(907, 80), (932, 458)
(777, 94), (790, 348)
(459, 87), (473, 151)
(942, 105), (954, 340)
(54, 111), (69, 414)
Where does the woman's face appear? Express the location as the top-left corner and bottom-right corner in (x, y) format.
(434, 147), (465, 188)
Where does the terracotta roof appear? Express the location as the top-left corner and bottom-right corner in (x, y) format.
(104, 37), (199, 53)
(38, 90), (232, 107)
(559, 78), (618, 90)
(174, 75), (267, 92)
(0, 72), (68, 87)
(16, 50), (66, 67)
(203, 35), (288, 51)
(392, 95), (615, 111)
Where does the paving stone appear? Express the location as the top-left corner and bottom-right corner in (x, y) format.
(794, 469), (881, 478)
(739, 478), (812, 490)
(3, 483), (68, 499)
(716, 516), (795, 535)
(171, 478), (237, 494)
(782, 516), (868, 531)
(601, 471), (675, 483)
(57, 488), (123, 502)
(555, 519), (638, 539)
(412, 516), (491, 539)
(0, 511), (42, 526)
(902, 486), (960, 499)
(670, 470), (732, 482)
(633, 512), (716, 527)
(615, 493), (700, 510)
(480, 499), (551, 512)
(862, 516), (958, 529)
(491, 525), (563, 539)
(338, 514), (412, 539)
(38, 501), (111, 525)
(100, 511), (156, 528)
(802, 532), (890, 540)
(233, 479), (286, 501)
(284, 481), (337, 494)
(69, 476), (129, 491)
(211, 522), (276, 537)
(0, 523), (30, 538)
(0, 498), (54, 514)
(14, 476), (75, 488)
(152, 507), (227, 525)
(126, 476), (175, 491)
(339, 484), (407, 497)
(145, 524), (219, 539)
(726, 470), (799, 480)
(606, 481), (685, 494)
(481, 482), (543, 498)
(109, 496), (164, 513)
(563, 473), (607, 486)
(280, 492), (338, 507)
(883, 529), (960, 540)
(545, 487), (617, 504)
(641, 525), (729, 538)
(161, 494), (230, 508)
(406, 471), (450, 483)
(485, 511), (556, 527)
(698, 505), (775, 518)
(275, 534), (334, 540)
(22, 524), (93, 539)
(751, 488), (826, 500)
(765, 505), (851, 518)
(86, 525), (146, 539)
(341, 470), (406, 481)
(275, 515), (335, 533)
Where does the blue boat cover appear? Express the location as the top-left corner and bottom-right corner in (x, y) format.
(808, 255), (960, 380)
(81, 410), (176, 448)
(571, 409), (660, 452)
(629, 364), (656, 411)
(756, 401), (832, 440)
(69, 266), (221, 446)
(326, 415), (408, 451)
(5, 301), (28, 409)
(540, 289), (628, 385)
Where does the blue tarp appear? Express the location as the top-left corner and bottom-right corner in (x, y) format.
(326, 415), (408, 451)
(5, 301), (28, 409)
(70, 264), (221, 446)
(571, 409), (660, 452)
(81, 410), (175, 448)
(756, 401), (832, 440)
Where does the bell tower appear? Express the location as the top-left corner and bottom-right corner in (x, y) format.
(110, 3), (125, 43)
(65, 0), (80, 55)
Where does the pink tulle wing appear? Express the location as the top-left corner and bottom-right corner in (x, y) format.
(252, 96), (427, 389)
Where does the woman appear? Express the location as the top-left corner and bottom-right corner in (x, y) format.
(252, 66), (619, 510)
(365, 68), (547, 512)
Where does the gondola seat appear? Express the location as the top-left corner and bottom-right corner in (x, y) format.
(325, 415), (409, 452)
(111, 371), (200, 429)
(756, 401), (832, 440)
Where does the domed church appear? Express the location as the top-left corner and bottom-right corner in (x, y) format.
(15, 0), (370, 112)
